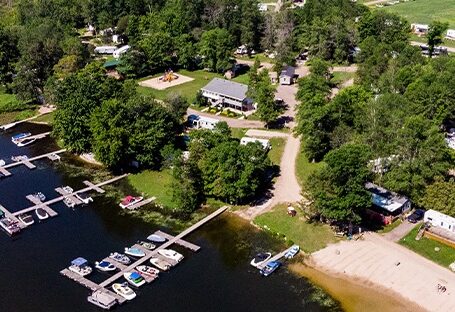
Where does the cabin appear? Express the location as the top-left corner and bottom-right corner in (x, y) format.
(187, 114), (220, 130)
(446, 29), (455, 40)
(113, 45), (130, 59)
(235, 45), (248, 55)
(424, 210), (455, 233)
(240, 137), (270, 150)
(279, 66), (296, 85)
(201, 78), (254, 112)
(258, 3), (268, 11)
(365, 182), (411, 225)
(411, 23), (429, 36)
(94, 46), (117, 54)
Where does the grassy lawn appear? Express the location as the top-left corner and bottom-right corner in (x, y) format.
(400, 225), (455, 267)
(32, 111), (55, 124)
(137, 69), (221, 102)
(268, 137), (286, 166)
(379, 0), (455, 28)
(331, 71), (355, 86)
(236, 53), (274, 64)
(295, 146), (325, 188)
(127, 169), (176, 209)
(254, 204), (338, 253)
(231, 128), (248, 139)
(232, 73), (250, 85)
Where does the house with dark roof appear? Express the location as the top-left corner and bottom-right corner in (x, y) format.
(279, 66), (296, 85)
(200, 78), (254, 111)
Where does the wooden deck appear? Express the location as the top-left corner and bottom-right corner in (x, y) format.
(83, 180), (105, 193)
(0, 204), (26, 228)
(124, 197), (156, 210)
(55, 188), (83, 205)
(3, 149), (66, 170)
(154, 230), (201, 252)
(25, 195), (58, 217)
(0, 167), (12, 177)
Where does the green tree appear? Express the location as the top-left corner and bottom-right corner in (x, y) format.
(0, 25), (18, 85)
(247, 57), (261, 99)
(117, 49), (148, 78)
(420, 177), (455, 217)
(255, 69), (279, 127)
(199, 28), (233, 73)
(138, 31), (174, 70)
(427, 21), (449, 58)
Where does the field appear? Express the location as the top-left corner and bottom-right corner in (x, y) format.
(0, 89), (35, 124)
(400, 225), (455, 267)
(379, 0), (455, 28)
(295, 146), (325, 188)
(254, 204), (338, 253)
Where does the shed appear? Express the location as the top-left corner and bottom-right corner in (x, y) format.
(279, 66), (296, 85)
(424, 210), (455, 233)
(447, 29), (455, 40)
(365, 182), (411, 215)
(240, 137), (270, 150)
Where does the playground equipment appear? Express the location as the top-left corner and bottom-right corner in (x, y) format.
(159, 69), (178, 82)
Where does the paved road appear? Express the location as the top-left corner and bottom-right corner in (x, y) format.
(410, 41), (455, 53)
(187, 108), (263, 129)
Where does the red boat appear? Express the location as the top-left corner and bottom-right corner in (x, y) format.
(119, 196), (143, 209)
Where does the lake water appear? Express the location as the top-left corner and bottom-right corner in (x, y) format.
(0, 123), (340, 312)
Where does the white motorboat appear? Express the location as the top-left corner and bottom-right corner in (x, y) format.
(18, 213), (34, 226)
(147, 234), (166, 243)
(64, 197), (76, 208)
(138, 240), (155, 250)
(11, 155), (28, 162)
(112, 283), (136, 301)
(157, 249), (184, 263)
(0, 159), (5, 166)
(35, 208), (49, 220)
(68, 257), (92, 277)
(124, 247), (146, 258)
(123, 271), (146, 287)
(136, 265), (159, 278)
(75, 192), (93, 204)
(149, 257), (171, 271)
(87, 290), (117, 310)
(109, 252), (131, 265)
(250, 252), (272, 268)
(284, 245), (300, 259)
(33, 192), (46, 202)
(16, 138), (36, 147)
(95, 261), (117, 272)
(119, 196), (143, 209)
(63, 186), (74, 194)
(0, 218), (21, 235)
(11, 132), (31, 143)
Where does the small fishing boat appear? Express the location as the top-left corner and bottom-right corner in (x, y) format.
(150, 257), (171, 271)
(18, 213), (34, 226)
(68, 257), (92, 277)
(109, 252), (131, 265)
(284, 245), (300, 259)
(250, 252), (272, 268)
(0, 159), (5, 166)
(87, 290), (117, 310)
(138, 240), (155, 250)
(119, 195), (143, 209)
(11, 132), (31, 143)
(35, 208), (49, 220)
(124, 247), (146, 258)
(64, 197), (76, 208)
(158, 249), (184, 263)
(0, 218), (21, 235)
(260, 261), (281, 277)
(95, 260), (117, 272)
(136, 265), (159, 279)
(16, 138), (36, 147)
(124, 271), (146, 287)
(63, 186), (74, 194)
(33, 192), (46, 202)
(112, 283), (136, 301)
(75, 192), (93, 204)
(147, 234), (166, 243)
(11, 155), (28, 162)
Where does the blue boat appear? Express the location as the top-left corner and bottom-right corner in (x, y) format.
(124, 247), (145, 258)
(11, 132), (31, 142)
(260, 261), (281, 277)
(284, 245), (300, 259)
(95, 260), (117, 272)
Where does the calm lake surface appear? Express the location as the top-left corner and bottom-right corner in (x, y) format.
(0, 123), (341, 312)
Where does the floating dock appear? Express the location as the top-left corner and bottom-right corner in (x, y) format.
(25, 195), (58, 217)
(256, 246), (298, 270)
(1, 149), (66, 177)
(61, 206), (228, 309)
(0, 204), (26, 229)
(124, 197), (156, 210)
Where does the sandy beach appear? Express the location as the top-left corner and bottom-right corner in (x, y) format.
(307, 232), (455, 312)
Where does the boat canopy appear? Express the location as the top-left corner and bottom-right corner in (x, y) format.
(72, 257), (89, 267)
(130, 272), (142, 280)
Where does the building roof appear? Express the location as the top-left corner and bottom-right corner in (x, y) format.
(201, 78), (248, 101)
(280, 66), (295, 78)
(425, 209), (455, 225)
(103, 59), (120, 68)
(365, 182), (409, 213)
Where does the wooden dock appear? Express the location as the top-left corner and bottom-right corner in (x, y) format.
(25, 195), (58, 217)
(55, 187), (83, 205)
(154, 230), (201, 252)
(83, 180), (105, 193)
(256, 246), (296, 269)
(3, 149), (66, 172)
(27, 132), (51, 140)
(0, 205), (26, 228)
(125, 197), (156, 210)
(0, 167), (12, 177)
(98, 206), (228, 288)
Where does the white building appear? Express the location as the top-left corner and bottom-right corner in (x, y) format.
(258, 3), (268, 12)
(424, 210), (455, 233)
(279, 66), (296, 85)
(113, 45), (130, 58)
(187, 114), (220, 130)
(94, 46), (117, 54)
(411, 23), (429, 35)
(240, 137), (270, 150)
(446, 29), (455, 40)
(201, 78), (254, 112)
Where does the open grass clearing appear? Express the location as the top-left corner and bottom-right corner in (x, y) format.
(268, 137), (286, 166)
(330, 71), (355, 86)
(295, 146), (325, 188)
(400, 225), (455, 267)
(254, 203), (338, 253)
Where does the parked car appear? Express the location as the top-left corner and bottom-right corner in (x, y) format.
(407, 209), (425, 223)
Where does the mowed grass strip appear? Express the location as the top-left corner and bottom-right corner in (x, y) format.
(400, 225), (455, 267)
(254, 204), (338, 253)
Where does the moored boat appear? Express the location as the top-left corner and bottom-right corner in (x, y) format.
(0, 218), (21, 235)
(95, 261), (117, 272)
(109, 252), (131, 265)
(284, 245), (300, 259)
(123, 271), (146, 287)
(112, 283), (136, 301)
(68, 257), (92, 277)
(138, 240), (155, 250)
(260, 261), (281, 277)
(136, 265), (159, 279)
(124, 247), (146, 258)
(0, 159), (5, 166)
(157, 249), (184, 263)
(119, 195), (143, 209)
(64, 197), (76, 208)
(16, 138), (36, 147)
(150, 257), (171, 271)
(250, 252), (272, 268)
(11, 132), (31, 143)
(147, 234), (166, 243)
(63, 186), (74, 194)
(33, 192), (46, 202)
(87, 290), (117, 310)
(75, 192), (93, 204)
(35, 208), (49, 220)
(11, 155), (28, 162)
(18, 213), (34, 226)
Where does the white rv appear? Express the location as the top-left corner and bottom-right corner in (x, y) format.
(94, 46), (117, 54)
(113, 45), (130, 59)
(424, 210), (455, 233)
(240, 137), (270, 150)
